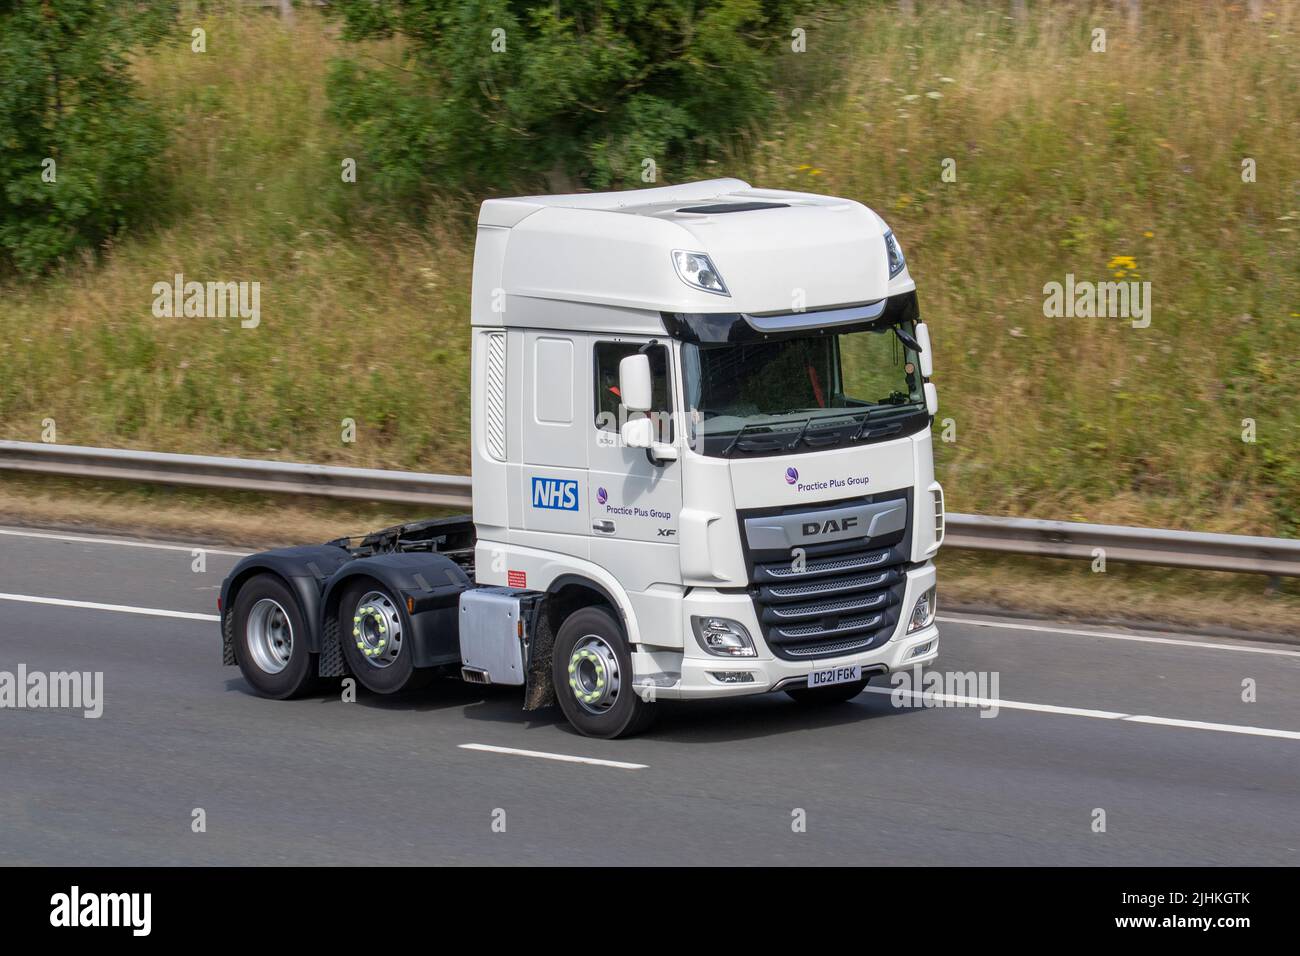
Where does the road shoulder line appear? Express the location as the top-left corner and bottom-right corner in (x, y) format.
(937, 613), (1300, 657)
(459, 743), (647, 770)
(0, 592), (219, 622)
(864, 686), (1300, 741)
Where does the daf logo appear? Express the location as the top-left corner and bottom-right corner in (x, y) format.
(802, 516), (859, 537)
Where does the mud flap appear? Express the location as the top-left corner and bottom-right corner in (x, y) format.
(523, 611), (556, 710)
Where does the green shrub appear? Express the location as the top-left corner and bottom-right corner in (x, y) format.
(325, 0), (823, 202)
(0, 0), (173, 275)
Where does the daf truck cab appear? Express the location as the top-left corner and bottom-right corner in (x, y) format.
(220, 178), (943, 738)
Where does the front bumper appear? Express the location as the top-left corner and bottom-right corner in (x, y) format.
(632, 563), (938, 700)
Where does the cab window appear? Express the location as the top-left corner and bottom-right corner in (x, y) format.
(593, 341), (673, 441)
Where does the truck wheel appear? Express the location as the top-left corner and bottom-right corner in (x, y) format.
(337, 581), (431, 694)
(552, 606), (656, 739)
(233, 575), (318, 699)
(784, 677), (871, 706)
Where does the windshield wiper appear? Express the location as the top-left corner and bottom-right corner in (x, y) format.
(726, 408), (880, 457)
(851, 404), (923, 442)
(850, 407), (886, 442)
(786, 417), (812, 450)
(721, 422), (753, 457)
(783, 409), (871, 451)
(723, 415), (808, 456)
(894, 326), (923, 352)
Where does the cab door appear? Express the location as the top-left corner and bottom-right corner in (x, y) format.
(587, 339), (682, 589)
(517, 331), (590, 561)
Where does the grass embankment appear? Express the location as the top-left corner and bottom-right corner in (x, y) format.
(0, 3), (1296, 629)
(1, 8), (475, 473)
(749, 1), (1300, 536)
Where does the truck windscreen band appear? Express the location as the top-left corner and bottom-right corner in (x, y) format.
(662, 290), (919, 344)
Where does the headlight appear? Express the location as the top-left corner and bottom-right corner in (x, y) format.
(672, 250), (730, 297)
(907, 586), (937, 633)
(884, 231), (906, 279)
(691, 616), (756, 657)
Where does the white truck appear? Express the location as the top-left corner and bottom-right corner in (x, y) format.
(219, 178), (943, 738)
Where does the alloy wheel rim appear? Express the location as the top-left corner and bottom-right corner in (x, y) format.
(568, 634), (621, 715)
(352, 591), (404, 668)
(247, 598), (293, 674)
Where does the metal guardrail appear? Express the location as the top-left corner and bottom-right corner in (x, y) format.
(943, 513), (1300, 577)
(3, 440), (1298, 577)
(0, 440), (472, 508)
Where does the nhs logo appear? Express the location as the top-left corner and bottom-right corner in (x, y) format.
(531, 477), (580, 511)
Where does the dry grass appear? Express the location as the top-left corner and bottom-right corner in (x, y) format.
(749, 1), (1300, 534)
(0, 474), (434, 549)
(0, 2), (1296, 540)
(937, 551), (1300, 640)
(0, 9), (474, 473)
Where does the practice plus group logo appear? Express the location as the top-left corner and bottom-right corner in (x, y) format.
(784, 467), (799, 485)
(596, 487), (608, 505)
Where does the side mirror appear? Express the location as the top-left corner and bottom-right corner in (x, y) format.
(924, 382), (939, 417)
(619, 354), (653, 413)
(650, 442), (679, 463)
(915, 322), (934, 378)
(621, 416), (654, 449)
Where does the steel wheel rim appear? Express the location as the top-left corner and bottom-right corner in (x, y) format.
(567, 634), (621, 715)
(352, 591), (403, 669)
(247, 598), (294, 674)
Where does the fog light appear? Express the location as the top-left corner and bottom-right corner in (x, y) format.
(708, 671), (756, 684)
(909, 640), (935, 659)
(907, 586), (937, 633)
(691, 616), (757, 658)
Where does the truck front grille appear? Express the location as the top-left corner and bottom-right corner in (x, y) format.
(740, 490), (912, 661)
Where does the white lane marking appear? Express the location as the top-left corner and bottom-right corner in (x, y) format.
(937, 614), (1300, 658)
(0, 527), (249, 558)
(1121, 715), (1300, 740)
(0, 593), (219, 622)
(459, 743), (647, 770)
(863, 686), (1300, 741)
(3, 587), (1294, 743)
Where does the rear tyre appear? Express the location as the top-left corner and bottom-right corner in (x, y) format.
(233, 575), (318, 699)
(337, 580), (432, 694)
(784, 677), (870, 705)
(552, 606), (657, 739)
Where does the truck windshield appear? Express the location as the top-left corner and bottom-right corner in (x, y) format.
(681, 322), (929, 457)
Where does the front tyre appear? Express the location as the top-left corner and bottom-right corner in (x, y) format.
(338, 581), (431, 694)
(552, 607), (657, 739)
(233, 574), (318, 699)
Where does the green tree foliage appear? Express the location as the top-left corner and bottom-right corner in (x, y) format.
(326, 0), (818, 201)
(0, 0), (174, 275)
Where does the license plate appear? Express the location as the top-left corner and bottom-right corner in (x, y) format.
(807, 664), (861, 688)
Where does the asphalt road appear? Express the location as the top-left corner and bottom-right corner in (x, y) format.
(1, 525), (1297, 866)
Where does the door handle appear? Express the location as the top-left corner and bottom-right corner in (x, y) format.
(592, 520), (616, 534)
